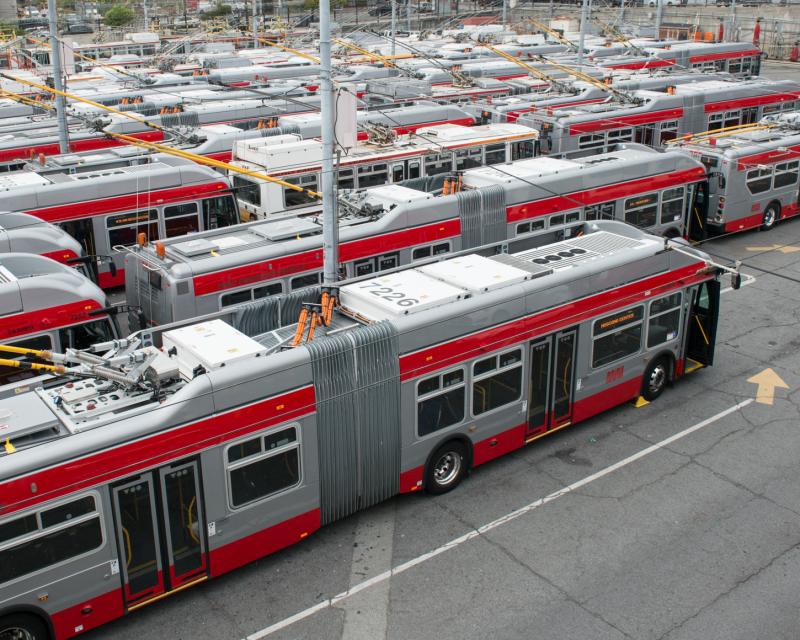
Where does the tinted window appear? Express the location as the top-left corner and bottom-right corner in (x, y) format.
(0, 518), (103, 584)
(417, 370), (465, 437)
(291, 273), (320, 290)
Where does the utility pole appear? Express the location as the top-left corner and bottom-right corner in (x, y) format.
(143, 0), (149, 31)
(502, 0), (507, 29)
(47, 0), (69, 154)
(391, 0), (396, 56)
(655, 0), (663, 39)
(320, 0), (338, 285)
(576, 0), (589, 68)
(728, 0), (736, 43)
(253, 0), (258, 47)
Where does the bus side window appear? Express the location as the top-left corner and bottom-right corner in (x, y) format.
(164, 202), (200, 238)
(58, 319), (116, 351)
(774, 161), (799, 189)
(0, 334), (52, 386)
(408, 162), (421, 180)
(202, 195), (239, 229)
(291, 272), (321, 290)
(624, 193), (658, 228)
(106, 210), (159, 247)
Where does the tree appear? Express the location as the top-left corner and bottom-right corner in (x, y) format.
(202, 3), (233, 18)
(103, 5), (136, 27)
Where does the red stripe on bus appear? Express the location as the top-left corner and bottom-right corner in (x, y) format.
(689, 49), (760, 63)
(0, 385), (316, 516)
(97, 267), (125, 289)
(400, 465), (424, 493)
(603, 59), (675, 70)
(0, 130), (165, 163)
(506, 167), (707, 222)
(473, 423), (526, 467)
(736, 144), (800, 170)
(0, 299), (105, 341)
(51, 587), (124, 639)
(40, 248), (80, 264)
(191, 219), (463, 296)
(724, 212), (763, 233)
(22, 181), (231, 223)
(572, 375), (642, 424)
(568, 108), (684, 135)
(399, 264), (710, 382)
(704, 92), (800, 113)
(211, 508), (322, 576)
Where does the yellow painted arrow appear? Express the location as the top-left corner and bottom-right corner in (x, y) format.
(747, 368), (789, 405)
(745, 245), (800, 254)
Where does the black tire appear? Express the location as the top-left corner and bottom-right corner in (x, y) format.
(761, 202), (780, 231)
(0, 614), (49, 640)
(425, 441), (468, 495)
(641, 357), (671, 402)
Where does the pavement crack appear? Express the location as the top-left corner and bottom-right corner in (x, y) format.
(655, 540), (800, 640)
(479, 534), (636, 640)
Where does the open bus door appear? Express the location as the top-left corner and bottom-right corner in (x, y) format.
(688, 180), (709, 242)
(684, 279), (720, 372)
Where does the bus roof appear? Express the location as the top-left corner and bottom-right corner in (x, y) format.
(0, 253), (106, 319)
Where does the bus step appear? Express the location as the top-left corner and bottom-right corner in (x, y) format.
(684, 358), (705, 375)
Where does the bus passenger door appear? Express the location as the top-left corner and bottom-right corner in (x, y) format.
(111, 458), (209, 611)
(685, 280), (720, 370)
(688, 181), (709, 242)
(526, 329), (577, 441)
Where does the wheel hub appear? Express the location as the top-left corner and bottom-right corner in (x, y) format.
(434, 452), (460, 485)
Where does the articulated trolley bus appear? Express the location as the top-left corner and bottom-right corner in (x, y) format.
(0, 253), (118, 389)
(230, 122), (539, 220)
(0, 221), (728, 640)
(594, 41), (762, 77)
(522, 79), (800, 156)
(125, 143), (707, 327)
(671, 113), (800, 237)
(0, 156), (240, 288)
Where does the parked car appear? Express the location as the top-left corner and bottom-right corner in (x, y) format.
(65, 23), (94, 33)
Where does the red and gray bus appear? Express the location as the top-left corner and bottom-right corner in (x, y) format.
(0, 156), (240, 288)
(0, 220), (728, 639)
(0, 253), (119, 389)
(671, 113), (800, 237)
(124, 143), (707, 327)
(522, 78), (800, 156)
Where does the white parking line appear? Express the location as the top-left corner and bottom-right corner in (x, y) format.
(244, 398), (754, 640)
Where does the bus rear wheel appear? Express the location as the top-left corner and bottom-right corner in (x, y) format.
(761, 203), (780, 231)
(641, 357), (671, 402)
(425, 441), (468, 495)
(0, 614), (49, 640)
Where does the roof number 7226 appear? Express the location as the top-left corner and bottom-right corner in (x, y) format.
(359, 282), (419, 307)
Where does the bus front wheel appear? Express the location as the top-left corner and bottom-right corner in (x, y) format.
(0, 613), (49, 640)
(761, 203), (780, 231)
(641, 357), (671, 402)
(425, 441), (468, 495)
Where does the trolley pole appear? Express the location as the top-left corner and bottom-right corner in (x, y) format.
(655, 0), (663, 39)
(391, 0), (397, 56)
(320, 0), (338, 286)
(576, 0), (589, 68)
(47, 0), (69, 154)
(253, 0), (258, 48)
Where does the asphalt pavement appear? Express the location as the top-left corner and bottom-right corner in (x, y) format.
(92, 60), (800, 640)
